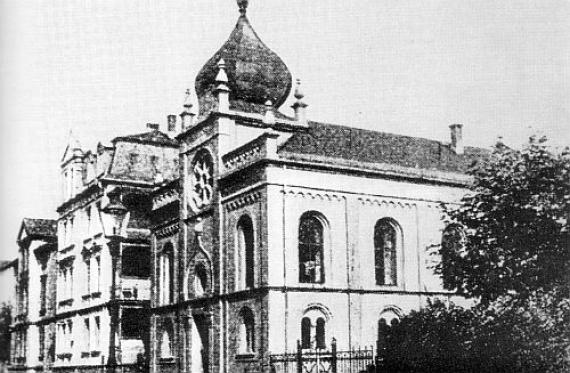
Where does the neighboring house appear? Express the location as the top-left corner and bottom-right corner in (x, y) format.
(148, 2), (486, 373)
(9, 129), (178, 373)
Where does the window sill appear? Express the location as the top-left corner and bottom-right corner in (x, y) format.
(236, 352), (256, 360)
(58, 299), (74, 307)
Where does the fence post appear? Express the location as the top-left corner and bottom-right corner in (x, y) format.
(331, 338), (337, 373)
(296, 340), (303, 373)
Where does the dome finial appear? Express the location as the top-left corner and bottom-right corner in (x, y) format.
(237, 0), (248, 15)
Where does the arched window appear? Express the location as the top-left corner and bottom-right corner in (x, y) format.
(160, 319), (174, 358)
(441, 224), (466, 287)
(374, 219), (399, 286)
(298, 213), (325, 284)
(301, 307), (330, 349)
(194, 264), (208, 297)
(238, 308), (255, 353)
(159, 243), (174, 305)
(377, 309), (401, 354)
(236, 216), (255, 290)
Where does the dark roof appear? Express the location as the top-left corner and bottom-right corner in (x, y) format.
(195, 10), (292, 116)
(0, 260), (16, 271)
(113, 130), (179, 147)
(278, 121), (489, 173)
(22, 218), (57, 238)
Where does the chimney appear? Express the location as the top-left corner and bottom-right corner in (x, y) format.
(167, 114), (177, 133)
(147, 123), (159, 131)
(449, 123), (464, 155)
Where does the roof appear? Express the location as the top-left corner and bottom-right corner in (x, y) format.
(21, 218), (57, 239)
(0, 260), (16, 271)
(278, 121), (490, 174)
(195, 4), (292, 116)
(113, 130), (179, 147)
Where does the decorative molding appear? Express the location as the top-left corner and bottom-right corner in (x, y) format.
(358, 197), (415, 209)
(285, 189), (345, 202)
(223, 142), (263, 172)
(153, 187), (179, 210)
(224, 191), (262, 212)
(155, 224), (179, 239)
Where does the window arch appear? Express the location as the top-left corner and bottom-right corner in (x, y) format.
(236, 215), (255, 290)
(159, 243), (174, 305)
(301, 306), (331, 350)
(298, 212), (325, 284)
(374, 219), (400, 286)
(238, 308), (255, 354)
(377, 308), (401, 353)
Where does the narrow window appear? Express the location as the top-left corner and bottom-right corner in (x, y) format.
(316, 318), (326, 349)
(374, 219), (398, 285)
(84, 318), (90, 353)
(298, 213), (325, 284)
(238, 308), (255, 353)
(194, 265), (208, 297)
(301, 317), (311, 349)
(236, 216), (255, 290)
(160, 243), (174, 304)
(160, 319), (173, 358)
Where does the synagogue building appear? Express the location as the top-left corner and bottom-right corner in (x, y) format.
(9, 2), (487, 373)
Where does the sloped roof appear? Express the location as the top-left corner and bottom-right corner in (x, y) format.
(0, 260), (16, 271)
(113, 130), (179, 147)
(21, 218), (57, 238)
(278, 121), (489, 173)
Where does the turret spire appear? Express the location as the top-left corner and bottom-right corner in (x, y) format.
(237, 0), (248, 15)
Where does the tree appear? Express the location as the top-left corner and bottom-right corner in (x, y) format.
(0, 302), (12, 363)
(438, 136), (570, 304)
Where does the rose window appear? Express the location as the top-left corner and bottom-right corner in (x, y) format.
(190, 151), (214, 210)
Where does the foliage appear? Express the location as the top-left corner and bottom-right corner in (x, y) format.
(0, 302), (12, 362)
(438, 136), (570, 304)
(380, 295), (570, 373)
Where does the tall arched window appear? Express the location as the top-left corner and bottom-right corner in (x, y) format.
(238, 308), (255, 354)
(159, 243), (174, 305)
(374, 219), (399, 286)
(441, 224), (466, 287)
(298, 213), (325, 284)
(236, 216), (255, 290)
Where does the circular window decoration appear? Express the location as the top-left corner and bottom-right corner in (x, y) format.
(190, 151), (214, 211)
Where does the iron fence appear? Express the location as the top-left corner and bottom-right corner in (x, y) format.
(270, 339), (376, 373)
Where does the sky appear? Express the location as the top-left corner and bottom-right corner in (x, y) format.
(0, 0), (569, 260)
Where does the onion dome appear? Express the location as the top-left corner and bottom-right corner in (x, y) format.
(195, 0), (293, 115)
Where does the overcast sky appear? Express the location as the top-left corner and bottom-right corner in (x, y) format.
(1, 0), (569, 260)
